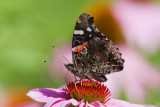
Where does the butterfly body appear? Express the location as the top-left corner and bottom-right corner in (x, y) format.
(65, 13), (124, 82)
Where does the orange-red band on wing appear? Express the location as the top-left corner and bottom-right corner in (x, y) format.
(75, 42), (88, 53)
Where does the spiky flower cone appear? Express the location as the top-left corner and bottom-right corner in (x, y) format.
(64, 80), (111, 104)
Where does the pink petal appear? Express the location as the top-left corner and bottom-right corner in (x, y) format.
(50, 100), (67, 107)
(44, 99), (64, 107)
(60, 99), (79, 107)
(79, 101), (86, 107)
(48, 99), (79, 107)
(79, 101), (92, 107)
(26, 88), (68, 103)
(85, 102), (94, 107)
(91, 101), (105, 107)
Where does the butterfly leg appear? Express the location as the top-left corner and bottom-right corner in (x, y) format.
(74, 74), (78, 81)
(74, 79), (82, 93)
(93, 81), (97, 89)
(80, 79), (82, 86)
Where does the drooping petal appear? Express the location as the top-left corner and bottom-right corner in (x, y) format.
(78, 101), (94, 107)
(86, 102), (94, 107)
(79, 101), (86, 107)
(50, 99), (79, 107)
(91, 101), (106, 107)
(44, 99), (64, 107)
(26, 88), (68, 103)
(50, 100), (67, 107)
(44, 99), (79, 107)
(59, 99), (79, 107)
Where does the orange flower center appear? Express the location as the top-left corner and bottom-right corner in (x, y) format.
(63, 80), (111, 104)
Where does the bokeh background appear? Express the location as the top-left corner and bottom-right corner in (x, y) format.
(0, 0), (160, 106)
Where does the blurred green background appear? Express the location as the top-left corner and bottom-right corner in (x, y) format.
(0, 0), (93, 88)
(0, 0), (160, 106)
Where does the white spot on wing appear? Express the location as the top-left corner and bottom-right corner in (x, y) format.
(74, 30), (84, 35)
(87, 27), (92, 32)
(89, 34), (92, 37)
(72, 47), (76, 52)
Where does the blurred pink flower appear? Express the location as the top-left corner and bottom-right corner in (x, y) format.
(27, 81), (156, 107)
(105, 44), (160, 102)
(51, 44), (75, 82)
(111, 1), (160, 53)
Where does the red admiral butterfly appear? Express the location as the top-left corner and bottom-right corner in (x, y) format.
(65, 13), (124, 82)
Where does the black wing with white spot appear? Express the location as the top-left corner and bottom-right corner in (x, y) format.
(72, 13), (106, 48)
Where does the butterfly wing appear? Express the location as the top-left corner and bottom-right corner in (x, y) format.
(66, 13), (124, 82)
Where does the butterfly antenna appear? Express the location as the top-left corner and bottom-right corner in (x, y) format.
(52, 44), (70, 64)
(62, 56), (70, 64)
